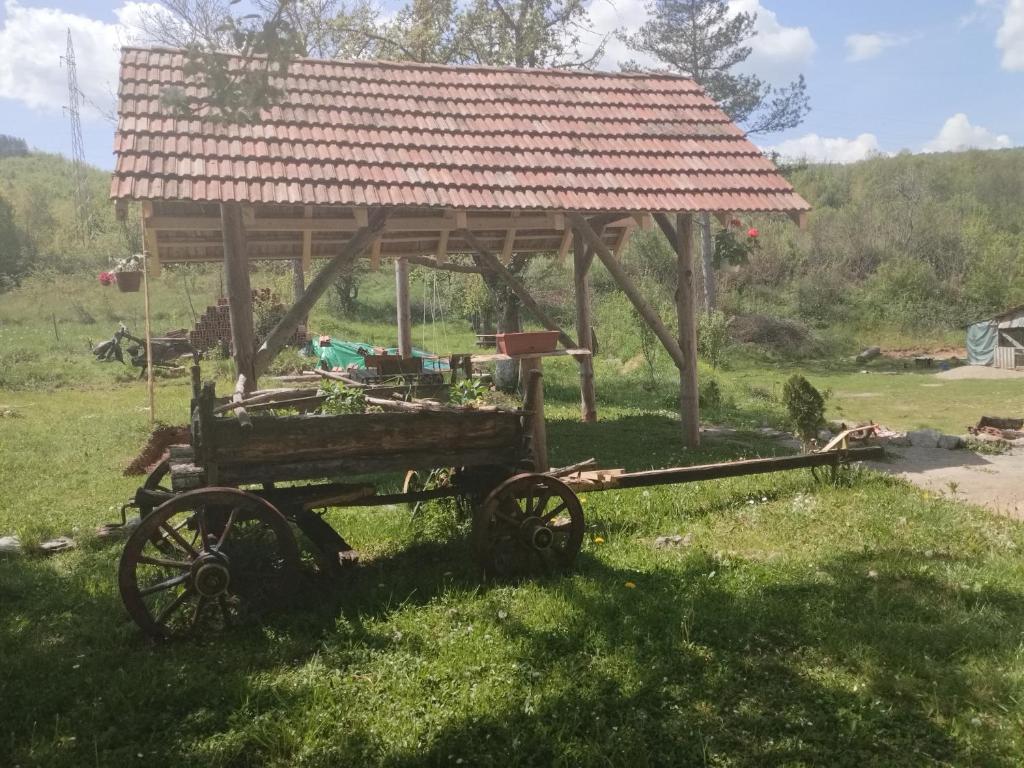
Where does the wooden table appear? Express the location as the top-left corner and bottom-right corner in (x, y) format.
(471, 349), (592, 472)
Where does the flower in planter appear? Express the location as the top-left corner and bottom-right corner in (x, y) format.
(98, 271), (115, 286)
(112, 253), (144, 273)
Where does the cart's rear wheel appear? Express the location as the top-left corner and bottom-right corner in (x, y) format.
(119, 488), (300, 640)
(135, 458), (173, 519)
(473, 473), (584, 579)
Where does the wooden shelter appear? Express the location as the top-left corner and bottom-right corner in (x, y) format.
(111, 48), (810, 446)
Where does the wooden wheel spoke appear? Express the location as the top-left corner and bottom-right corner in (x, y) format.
(140, 572), (190, 597)
(138, 554), (192, 570)
(196, 509), (210, 549)
(530, 489), (553, 517)
(540, 501), (569, 524)
(160, 522), (199, 558)
(216, 506), (242, 549)
(154, 586), (194, 624)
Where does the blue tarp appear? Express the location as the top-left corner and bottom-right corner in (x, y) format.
(967, 321), (997, 366)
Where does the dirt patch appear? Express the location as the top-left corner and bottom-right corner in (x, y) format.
(934, 366), (1024, 381)
(868, 445), (1024, 519)
(729, 314), (818, 356)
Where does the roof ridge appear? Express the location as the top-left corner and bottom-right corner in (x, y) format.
(118, 46), (703, 84)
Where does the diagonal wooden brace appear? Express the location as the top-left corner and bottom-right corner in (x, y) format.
(568, 213), (687, 372)
(460, 228), (578, 350)
(254, 210), (389, 376)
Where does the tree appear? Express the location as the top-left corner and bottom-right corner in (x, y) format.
(0, 135), (29, 158)
(0, 196), (30, 290)
(624, 0), (809, 311)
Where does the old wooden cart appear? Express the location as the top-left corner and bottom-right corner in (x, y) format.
(119, 365), (883, 639)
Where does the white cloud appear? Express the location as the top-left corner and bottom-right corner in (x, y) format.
(996, 0), (1024, 70)
(728, 0), (816, 83)
(845, 33), (911, 62)
(763, 133), (882, 164)
(0, 1), (153, 119)
(923, 113), (1013, 153)
(588, 0), (815, 83)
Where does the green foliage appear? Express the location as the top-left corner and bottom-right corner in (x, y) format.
(782, 374), (826, 443)
(697, 310), (732, 369)
(450, 377), (488, 406)
(318, 381), (367, 414)
(0, 195), (30, 289)
(0, 134), (28, 158)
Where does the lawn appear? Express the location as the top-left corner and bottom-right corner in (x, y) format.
(2, 272), (1024, 766)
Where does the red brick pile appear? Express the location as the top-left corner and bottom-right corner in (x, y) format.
(189, 290), (308, 351)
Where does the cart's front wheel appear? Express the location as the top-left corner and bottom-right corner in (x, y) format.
(119, 488), (300, 640)
(473, 473), (584, 579)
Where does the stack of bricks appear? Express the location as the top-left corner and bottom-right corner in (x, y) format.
(189, 291), (308, 352)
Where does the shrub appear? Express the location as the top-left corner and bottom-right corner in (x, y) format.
(782, 374), (826, 444)
(697, 310), (732, 368)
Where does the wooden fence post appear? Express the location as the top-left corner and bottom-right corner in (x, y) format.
(395, 256), (412, 357)
(675, 213), (700, 448)
(221, 203), (256, 392)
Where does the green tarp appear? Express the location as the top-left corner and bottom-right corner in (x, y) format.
(308, 339), (448, 371)
(967, 321), (997, 366)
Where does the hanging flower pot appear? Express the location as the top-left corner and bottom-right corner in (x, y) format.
(115, 271), (143, 292)
(111, 253), (145, 293)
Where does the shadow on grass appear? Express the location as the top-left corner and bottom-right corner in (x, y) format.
(2, 528), (1022, 765)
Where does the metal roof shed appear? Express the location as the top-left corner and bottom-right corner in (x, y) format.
(110, 47), (811, 447)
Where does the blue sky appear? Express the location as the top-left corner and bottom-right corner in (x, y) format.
(0, 0), (1021, 168)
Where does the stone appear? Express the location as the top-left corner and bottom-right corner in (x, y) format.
(937, 434), (964, 450)
(817, 429), (833, 443)
(654, 533), (693, 549)
(0, 535), (22, 555)
(38, 536), (75, 555)
(908, 429), (942, 448)
(881, 432), (913, 447)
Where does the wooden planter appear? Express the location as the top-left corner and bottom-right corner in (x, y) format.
(116, 271), (143, 292)
(496, 331), (559, 356)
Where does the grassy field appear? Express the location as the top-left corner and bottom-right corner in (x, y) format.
(3, 272), (1024, 766)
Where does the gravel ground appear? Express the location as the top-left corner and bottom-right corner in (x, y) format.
(935, 366), (1024, 380)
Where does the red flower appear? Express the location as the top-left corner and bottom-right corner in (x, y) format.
(747, 227), (759, 239)
(98, 271), (115, 286)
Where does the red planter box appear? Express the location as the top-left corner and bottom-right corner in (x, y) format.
(496, 331), (559, 356)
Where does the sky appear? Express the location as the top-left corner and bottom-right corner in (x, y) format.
(0, 0), (1022, 169)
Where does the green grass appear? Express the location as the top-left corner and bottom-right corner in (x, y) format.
(3, 273), (1024, 766)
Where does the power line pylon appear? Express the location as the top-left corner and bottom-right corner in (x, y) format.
(62, 28), (91, 241)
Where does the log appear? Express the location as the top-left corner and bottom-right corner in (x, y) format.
(460, 229), (578, 350)
(213, 387), (318, 414)
(573, 230), (599, 422)
(232, 374), (252, 428)
(675, 212), (700, 448)
(519, 365), (547, 472)
(222, 204), (257, 390)
(550, 457), (597, 477)
(395, 256), (412, 358)
(314, 369), (367, 387)
(568, 213), (687, 372)
(253, 210), (388, 376)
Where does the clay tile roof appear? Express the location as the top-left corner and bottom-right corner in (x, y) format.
(111, 47), (809, 214)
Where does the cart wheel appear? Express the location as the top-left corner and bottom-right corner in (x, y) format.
(403, 468), (454, 516)
(135, 458), (173, 518)
(119, 488), (301, 640)
(473, 473), (584, 579)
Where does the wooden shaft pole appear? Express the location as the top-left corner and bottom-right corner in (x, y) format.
(567, 213), (687, 371)
(395, 256), (412, 357)
(572, 231), (597, 422)
(520, 360), (548, 472)
(460, 229), (578, 350)
(675, 212), (700, 448)
(221, 203), (257, 392)
(142, 243), (155, 427)
(254, 210), (388, 376)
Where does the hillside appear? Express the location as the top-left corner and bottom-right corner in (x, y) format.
(2, 141), (1022, 340)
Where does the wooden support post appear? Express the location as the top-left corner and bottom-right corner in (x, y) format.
(573, 233), (597, 423)
(301, 205), (313, 274)
(141, 202), (161, 277)
(461, 229), (578, 350)
(436, 230), (449, 264)
(221, 203), (257, 392)
(675, 213), (700, 448)
(254, 210), (388, 376)
(395, 256), (412, 358)
(520, 361), (548, 472)
(567, 213), (686, 371)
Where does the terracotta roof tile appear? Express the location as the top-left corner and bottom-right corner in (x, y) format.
(111, 47), (809, 214)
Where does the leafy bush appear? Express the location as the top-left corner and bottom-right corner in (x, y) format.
(697, 310), (732, 368)
(782, 374), (826, 444)
(318, 382), (366, 414)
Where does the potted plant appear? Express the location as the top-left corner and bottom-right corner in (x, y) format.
(113, 254), (144, 292)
